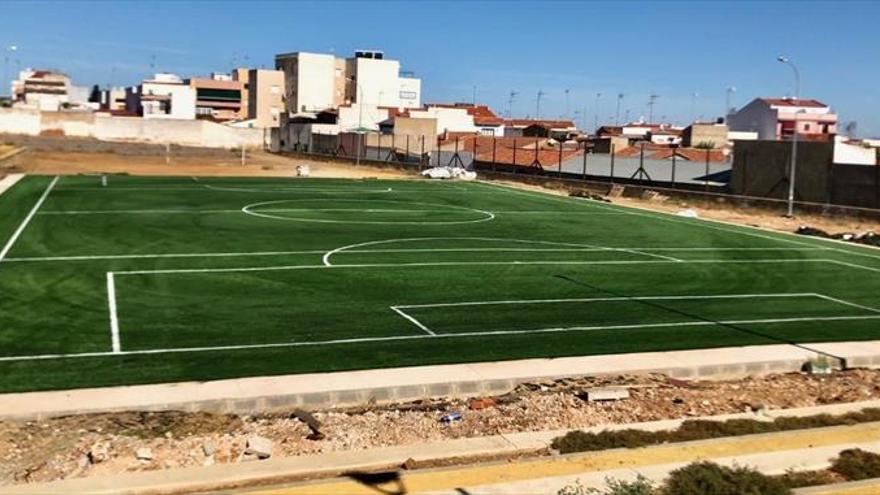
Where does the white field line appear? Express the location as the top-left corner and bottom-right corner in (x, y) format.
(4, 314), (880, 363)
(106, 272), (121, 353)
(34, 208), (630, 216)
(321, 236), (681, 267)
(390, 306), (436, 336)
(814, 294), (880, 314)
(2, 246), (825, 263)
(476, 180), (880, 263)
(101, 175), (107, 187)
(117, 258), (838, 276)
(0, 176), (59, 264)
(394, 293), (820, 310)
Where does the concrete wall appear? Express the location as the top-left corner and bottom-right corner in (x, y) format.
(409, 106), (477, 134)
(0, 108), (263, 148)
(834, 137), (877, 165)
(0, 107), (41, 135)
(684, 123), (728, 149)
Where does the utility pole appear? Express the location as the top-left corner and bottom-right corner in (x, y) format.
(536, 90), (545, 119)
(725, 86), (737, 117)
(594, 92), (602, 133)
(777, 56), (800, 217)
(564, 88), (570, 119)
(3, 45), (17, 99)
(615, 93), (624, 125)
(507, 90), (518, 118)
(647, 94), (659, 123)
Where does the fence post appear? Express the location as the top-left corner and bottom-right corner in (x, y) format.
(492, 137), (497, 172)
(671, 150), (677, 188)
(436, 134), (441, 167)
(704, 148), (710, 191)
(558, 143), (563, 176)
(513, 138), (518, 174)
(582, 149), (588, 180)
(610, 144), (615, 184)
(638, 144), (645, 184)
(419, 135), (424, 171)
(391, 133), (396, 162)
(405, 134), (409, 165)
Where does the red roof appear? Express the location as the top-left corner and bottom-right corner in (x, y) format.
(615, 146), (726, 163)
(761, 98), (827, 108)
(475, 146), (582, 167)
(505, 119), (576, 129)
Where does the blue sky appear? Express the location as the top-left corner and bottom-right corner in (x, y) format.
(3, 1), (879, 135)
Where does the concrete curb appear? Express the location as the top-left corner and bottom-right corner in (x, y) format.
(4, 399), (880, 495)
(4, 340), (880, 420)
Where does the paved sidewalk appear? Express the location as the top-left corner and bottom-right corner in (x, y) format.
(4, 339), (880, 420)
(0, 173), (24, 197)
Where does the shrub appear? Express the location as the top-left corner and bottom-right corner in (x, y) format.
(557, 476), (656, 495)
(662, 462), (791, 495)
(774, 469), (838, 489)
(830, 449), (880, 481)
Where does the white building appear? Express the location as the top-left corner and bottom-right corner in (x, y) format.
(275, 49), (421, 115)
(11, 69), (71, 111)
(125, 73), (196, 120)
(408, 105), (478, 135)
(727, 97), (838, 141)
(834, 136), (877, 165)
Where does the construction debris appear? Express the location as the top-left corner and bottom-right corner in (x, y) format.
(579, 387), (630, 402)
(244, 436), (272, 459)
(4, 369), (880, 484)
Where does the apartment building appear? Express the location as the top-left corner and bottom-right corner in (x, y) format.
(246, 69), (284, 127)
(727, 97), (838, 141)
(125, 73), (196, 120)
(274, 49), (421, 114)
(186, 75), (243, 121)
(11, 69), (71, 111)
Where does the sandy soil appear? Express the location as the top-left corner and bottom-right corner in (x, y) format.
(3, 150), (413, 180)
(2, 370), (878, 485)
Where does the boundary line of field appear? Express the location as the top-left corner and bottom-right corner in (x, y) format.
(390, 293), (875, 337)
(0, 176), (59, 264)
(476, 180), (880, 262)
(1, 246), (829, 263)
(106, 272), (121, 353)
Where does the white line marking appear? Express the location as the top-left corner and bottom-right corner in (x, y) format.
(101, 175), (107, 187)
(3, 246), (828, 263)
(813, 294), (880, 314)
(118, 258), (834, 276)
(0, 176), (59, 263)
(106, 272), (121, 353)
(477, 180), (880, 263)
(242, 199), (496, 226)
(3, 314), (880, 363)
(395, 293), (819, 309)
(390, 306), (436, 336)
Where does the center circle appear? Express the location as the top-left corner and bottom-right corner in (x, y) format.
(240, 199), (495, 225)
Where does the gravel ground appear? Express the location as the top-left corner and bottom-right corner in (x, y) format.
(3, 369), (880, 485)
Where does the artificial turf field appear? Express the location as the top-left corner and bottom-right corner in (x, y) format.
(2, 174), (880, 393)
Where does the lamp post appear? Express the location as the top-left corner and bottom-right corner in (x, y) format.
(777, 55), (800, 217)
(346, 76), (365, 167)
(594, 92), (602, 133)
(3, 45), (17, 99)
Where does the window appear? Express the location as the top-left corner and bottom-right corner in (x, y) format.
(804, 123), (811, 131)
(270, 85), (280, 95)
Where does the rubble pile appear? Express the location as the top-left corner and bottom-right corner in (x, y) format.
(2, 369), (880, 485)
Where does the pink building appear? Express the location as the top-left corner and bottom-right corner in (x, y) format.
(727, 97), (837, 141)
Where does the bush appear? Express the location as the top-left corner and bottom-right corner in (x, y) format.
(662, 462), (791, 495)
(550, 408), (880, 455)
(774, 469), (838, 489)
(557, 476), (656, 495)
(830, 449), (880, 481)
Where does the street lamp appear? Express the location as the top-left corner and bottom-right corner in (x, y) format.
(3, 45), (17, 99)
(346, 76), (365, 167)
(777, 55), (800, 217)
(594, 92), (602, 134)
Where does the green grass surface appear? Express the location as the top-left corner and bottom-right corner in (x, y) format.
(1, 174), (880, 393)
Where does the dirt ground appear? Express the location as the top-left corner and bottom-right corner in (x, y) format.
(2, 149), (413, 180)
(2, 369), (879, 485)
